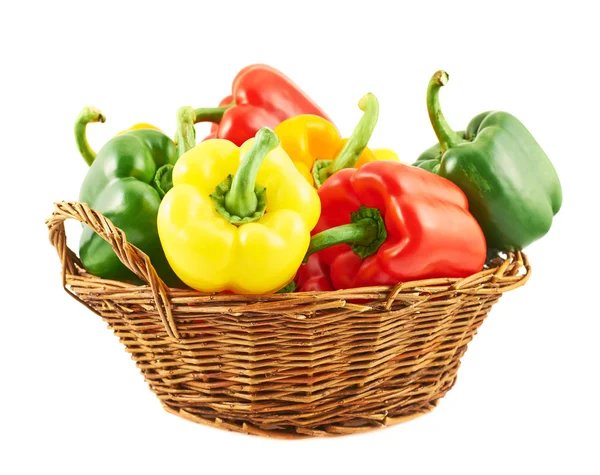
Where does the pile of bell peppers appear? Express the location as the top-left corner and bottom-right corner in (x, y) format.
(74, 65), (562, 294)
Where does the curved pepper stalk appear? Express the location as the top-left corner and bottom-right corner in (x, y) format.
(74, 105), (106, 166)
(312, 93), (380, 187)
(413, 70), (563, 252)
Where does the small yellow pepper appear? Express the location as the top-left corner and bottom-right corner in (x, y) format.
(117, 122), (162, 135)
(372, 148), (401, 162)
(274, 93), (399, 187)
(157, 120), (321, 295)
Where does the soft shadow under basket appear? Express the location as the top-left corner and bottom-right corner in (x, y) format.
(46, 201), (530, 439)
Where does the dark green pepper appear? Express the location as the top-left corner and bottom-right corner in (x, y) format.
(413, 71), (562, 252)
(74, 106), (183, 287)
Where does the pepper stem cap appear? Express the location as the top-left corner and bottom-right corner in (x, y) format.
(211, 127), (279, 223)
(153, 164), (174, 198)
(304, 206), (387, 262)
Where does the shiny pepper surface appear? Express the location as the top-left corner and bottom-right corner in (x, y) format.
(75, 106), (182, 286)
(306, 161), (487, 289)
(413, 71), (562, 252)
(157, 126), (320, 295)
(197, 63), (333, 146)
(275, 93), (399, 187)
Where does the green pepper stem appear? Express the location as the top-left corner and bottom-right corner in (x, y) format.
(318, 93), (379, 184)
(224, 127), (279, 218)
(74, 105), (106, 166)
(175, 106), (197, 157)
(305, 206), (388, 261)
(427, 71), (466, 153)
(193, 102), (234, 124)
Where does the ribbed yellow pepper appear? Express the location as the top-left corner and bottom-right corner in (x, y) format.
(157, 124), (321, 295)
(274, 93), (400, 187)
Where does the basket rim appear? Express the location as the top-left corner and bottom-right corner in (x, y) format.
(46, 200), (531, 333)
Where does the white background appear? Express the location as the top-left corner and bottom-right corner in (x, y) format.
(2, 1), (598, 474)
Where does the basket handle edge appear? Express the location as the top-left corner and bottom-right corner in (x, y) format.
(45, 200), (180, 339)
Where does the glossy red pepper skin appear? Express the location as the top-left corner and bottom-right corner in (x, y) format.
(204, 64), (332, 146)
(204, 95), (233, 141)
(294, 254), (334, 292)
(313, 161), (487, 289)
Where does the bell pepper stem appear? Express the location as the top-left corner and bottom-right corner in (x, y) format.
(427, 71), (466, 153)
(74, 105), (106, 166)
(304, 206), (387, 261)
(153, 164), (174, 198)
(175, 106), (197, 157)
(224, 127), (279, 219)
(193, 102), (234, 124)
(307, 222), (376, 256)
(317, 93), (379, 185)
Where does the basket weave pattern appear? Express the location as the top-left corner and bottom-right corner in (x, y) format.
(46, 201), (530, 438)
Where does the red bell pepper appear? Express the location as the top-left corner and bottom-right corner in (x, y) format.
(305, 161), (487, 289)
(294, 254), (334, 292)
(193, 64), (333, 146)
(203, 95), (233, 141)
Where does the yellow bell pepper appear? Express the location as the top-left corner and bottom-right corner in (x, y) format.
(372, 148), (401, 162)
(274, 93), (399, 187)
(157, 125), (321, 295)
(117, 122), (162, 135)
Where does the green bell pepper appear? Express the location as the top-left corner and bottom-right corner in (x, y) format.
(413, 71), (562, 252)
(74, 106), (182, 287)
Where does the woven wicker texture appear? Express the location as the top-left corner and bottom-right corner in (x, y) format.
(46, 201), (530, 438)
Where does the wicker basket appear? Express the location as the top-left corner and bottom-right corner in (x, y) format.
(46, 201), (530, 439)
